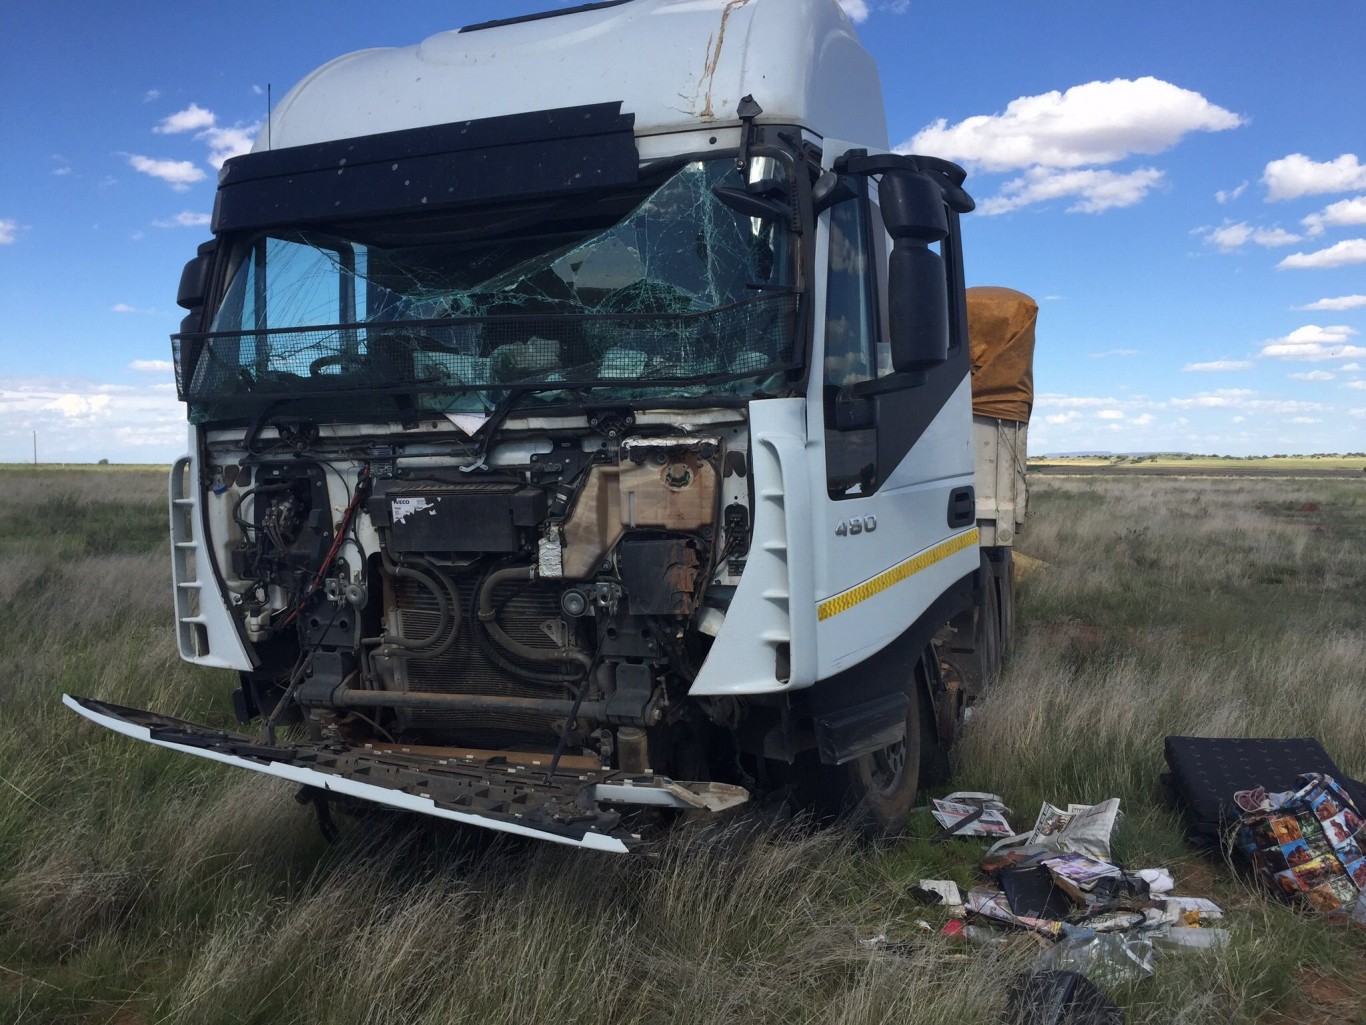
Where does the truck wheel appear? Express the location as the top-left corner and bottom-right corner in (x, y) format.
(839, 645), (937, 838)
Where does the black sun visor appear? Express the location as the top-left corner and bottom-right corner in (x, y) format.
(213, 102), (639, 234)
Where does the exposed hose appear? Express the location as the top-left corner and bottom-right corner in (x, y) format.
(469, 601), (585, 689)
(475, 564), (593, 678)
(377, 546), (451, 651)
(400, 554), (462, 661)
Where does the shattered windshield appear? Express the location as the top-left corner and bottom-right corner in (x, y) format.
(179, 158), (800, 421)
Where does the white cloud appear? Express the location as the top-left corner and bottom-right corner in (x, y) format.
(143, 89), (161, 103)
(1215, 181), (1248, 204)
(905, 77), (1242, 173)
(0, 219), (18, 244)
(155, 103), (216, 135)
(1198, 220), (1300, 251)
(837, 0), (870, 20)
(1296, 294), (1366, 311)
(126, 155), (206, 191)
(1036, 394), (1132, 409)
(1096, 409), (1126, 420)
(147, 104), (259, 174)
(199, 124), (258, 169)
(1346, 380), (1366, 391)
(978, 166), (1164, 215)
(1183, 360), (1252, 371)
(1290, 370), (1334, 381)
(1169, 388), (1326, 414)
(1131, 413), (1155, 426)
(1301, 196), (1366, 236)
(111, 303), (137, 314)
(1278, 238), (1366, 270)
(1043, 411), (1081, 425)
(1089, 348), (1138, 359)
(1259, 324), (1366, 362)
(45, 393), (113, 417)
(0, 376), (185, 462)
(129, 359), (174, 372)
(153, 211), (211, 229)
(1263, 153), (1366, 201)
(251, 84), (265, 96)
(1342, 363), (1363, 372)
(1287, 416), (1322, 424)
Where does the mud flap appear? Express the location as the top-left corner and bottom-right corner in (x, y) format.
(64, 695), (746, 853)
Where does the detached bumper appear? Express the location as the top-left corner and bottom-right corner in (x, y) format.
(64, 695), (746, 853)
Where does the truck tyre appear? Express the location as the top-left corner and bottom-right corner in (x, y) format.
(838, 645), (939, 838)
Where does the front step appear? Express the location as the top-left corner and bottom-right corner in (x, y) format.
(64, 695), (747, 853)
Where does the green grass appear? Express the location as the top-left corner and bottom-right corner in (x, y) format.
(1, 468), (1364, 1024)
(1031, 454), (1366, 472)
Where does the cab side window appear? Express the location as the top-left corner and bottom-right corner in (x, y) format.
(823, 181), (880, 498)
(823, 186), (876, 389)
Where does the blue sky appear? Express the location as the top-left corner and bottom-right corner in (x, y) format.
(2, 0), (1364, 461)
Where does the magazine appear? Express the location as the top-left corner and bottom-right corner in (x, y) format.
(931, 795), (1015, 838)
(1042, 853), (1125, 890)
(986, 798), (1122, 860)
(965, 887), (1064, 937)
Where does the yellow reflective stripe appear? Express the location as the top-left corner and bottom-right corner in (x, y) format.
(817, 528), (980, 621)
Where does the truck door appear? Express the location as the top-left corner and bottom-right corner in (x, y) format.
(805, 173), (976, 679)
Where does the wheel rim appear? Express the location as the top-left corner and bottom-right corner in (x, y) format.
(870, 737), (907, 796)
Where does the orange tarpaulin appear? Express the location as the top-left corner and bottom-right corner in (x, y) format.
(967, 286), (1037, 424)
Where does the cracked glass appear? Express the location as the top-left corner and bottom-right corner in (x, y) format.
(179, 158), (800, 421)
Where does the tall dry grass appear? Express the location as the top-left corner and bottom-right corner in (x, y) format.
(1, 467), (1363, 1024)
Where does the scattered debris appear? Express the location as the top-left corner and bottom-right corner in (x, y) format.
(902, 739), (1365, 1019)
(1003, 969), (1124, 1025)
(931, 792), (1014, 838)
(989, 798), (1123, 861)
(916, 878), (964, 917)
(1037, 931), (1155, 988)
(927, 793), (1232, 1008)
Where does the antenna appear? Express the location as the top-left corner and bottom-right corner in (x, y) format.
(267, 84), (272, 150)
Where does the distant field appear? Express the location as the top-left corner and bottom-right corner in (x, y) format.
(1, 467), (1364, 1024)
(1032, 454), (1366, 476)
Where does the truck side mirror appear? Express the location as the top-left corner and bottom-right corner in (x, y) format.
(879, 171), (949, 373)
(176, 240), (217, 311)
(712, 180), (790, 221)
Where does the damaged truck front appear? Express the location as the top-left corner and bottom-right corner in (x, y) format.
(69, 0), (999, 851)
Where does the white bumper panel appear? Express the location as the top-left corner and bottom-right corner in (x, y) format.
(65, 694), (631, 853)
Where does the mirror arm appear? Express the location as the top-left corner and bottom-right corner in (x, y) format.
(833, 151), (974, 213)
(734, 95), (764, 178)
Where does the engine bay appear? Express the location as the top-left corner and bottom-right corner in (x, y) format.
(208, 412), (753, 778)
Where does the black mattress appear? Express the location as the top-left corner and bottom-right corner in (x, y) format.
(1163, 735), (1366, 850)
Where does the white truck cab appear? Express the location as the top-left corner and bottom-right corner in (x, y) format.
(67, 0), (1028, 852)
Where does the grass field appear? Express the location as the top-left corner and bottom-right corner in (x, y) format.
(1, 467), (1364, 1024)
(1031, 454), (1366, 474)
